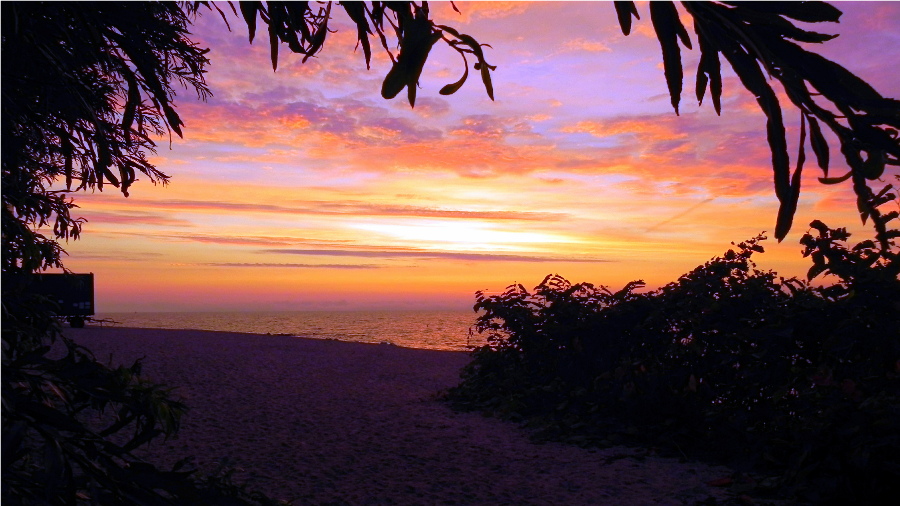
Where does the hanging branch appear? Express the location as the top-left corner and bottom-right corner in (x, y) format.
(216, 1), (497, 108)
(614, 1), (900, 241)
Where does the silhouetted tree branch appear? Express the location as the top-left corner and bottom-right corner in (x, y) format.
(618, 1), (900, 241)
(2, 2), (210, 273)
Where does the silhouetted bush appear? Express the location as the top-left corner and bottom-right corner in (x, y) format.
(449, 219), (900, 504)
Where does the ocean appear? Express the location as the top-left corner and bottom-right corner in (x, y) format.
(95, 310), (487, 351)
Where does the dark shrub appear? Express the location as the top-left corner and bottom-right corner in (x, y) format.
(449, 221), (900, 503)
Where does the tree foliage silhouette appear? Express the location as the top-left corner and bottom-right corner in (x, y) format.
(2, 1), (899, 504)
(2, 2), (210, 274)
(623, 1), (900, 241)
(2, 3), (281, 504)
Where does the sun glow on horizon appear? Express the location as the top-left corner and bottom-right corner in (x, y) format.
(350, 220), (580, 252)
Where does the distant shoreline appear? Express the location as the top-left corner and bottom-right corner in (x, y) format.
(78, 323), (472, 353)
(85, 310), (480, 351)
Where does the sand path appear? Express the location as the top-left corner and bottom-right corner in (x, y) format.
(65, 327), (734, 505)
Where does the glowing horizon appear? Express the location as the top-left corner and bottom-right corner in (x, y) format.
(50, 2), (900, 312)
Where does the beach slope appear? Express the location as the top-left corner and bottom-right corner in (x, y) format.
(65, 327), (733, 505)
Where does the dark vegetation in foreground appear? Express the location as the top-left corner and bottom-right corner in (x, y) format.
(5, 2), (899, 504)
(448, 218), (900, 505)
(2, 302), (288, 505)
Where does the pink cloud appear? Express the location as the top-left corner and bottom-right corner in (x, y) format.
(563, 38), (612, 53)
(432, 1), (531, 23)
(201, 262), (382, 269)
(82, 196), (571, 222)
(263, 248), (609, 264)
(79, 210), (194, 228)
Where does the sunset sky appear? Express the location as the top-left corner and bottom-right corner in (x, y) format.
(55, 1), (900, 312)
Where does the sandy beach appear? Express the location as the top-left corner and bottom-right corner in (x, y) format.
(64, 326), (736, 505)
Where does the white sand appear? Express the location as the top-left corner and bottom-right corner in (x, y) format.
(64, 326), (736, 505)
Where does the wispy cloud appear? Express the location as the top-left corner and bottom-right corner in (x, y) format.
(83, 197), (571, 222)
(108, 232), (352, 248)
(80, 210), (194, 227)
(646, 197), (717, 232)
(63, 251), (165, 261)
(563, 38), (612, 53)
(200, 262), (382, 269)
(432, 1), (530, 22)
(262, 248), (610, 263)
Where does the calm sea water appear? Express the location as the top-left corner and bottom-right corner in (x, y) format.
(95, 311), (487, 351)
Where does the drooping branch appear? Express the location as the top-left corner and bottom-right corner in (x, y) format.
(197, 1), (497, 107)
(615, 1), (900, 240)
(2, 2), (211, 272)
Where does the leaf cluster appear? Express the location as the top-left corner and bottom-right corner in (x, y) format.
(196, 1), (496, 107)
(449, 210), (900, 503)
(1, 2), (211, 272)
(617, 1), (900, 240)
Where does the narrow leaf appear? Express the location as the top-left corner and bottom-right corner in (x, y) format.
(450, 30), (495, 101)
(650, 2), (688, 114)
(269, 24), (279, 71)
(695, 28), (722, 114)
(807, 115), (830, 176)
(776, 115), (806, 241)
(879, 210), (899, 225)
(63, 138), (73, 190)
(342, 2), (373, 68)
(726, 1), (843, 23)
(874, 184), (894, 201)
(240, 1), (260, 43)
(722, 46), (790, 205)
(779, 41), (883, 111)
(121, 71), (140, 142)
(440, 56), (469, 96)
(163, 106), (183, 137)
(730, 5), (838, 43)
(614, 1), (640, 36)
(101, 167), (120, 188)
(696, 70), (708, 107)
(436, 24), (461, 38)
(818, 171), (853, 185)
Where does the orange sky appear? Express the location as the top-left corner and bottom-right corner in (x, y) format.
(53, 2), (900, 312)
